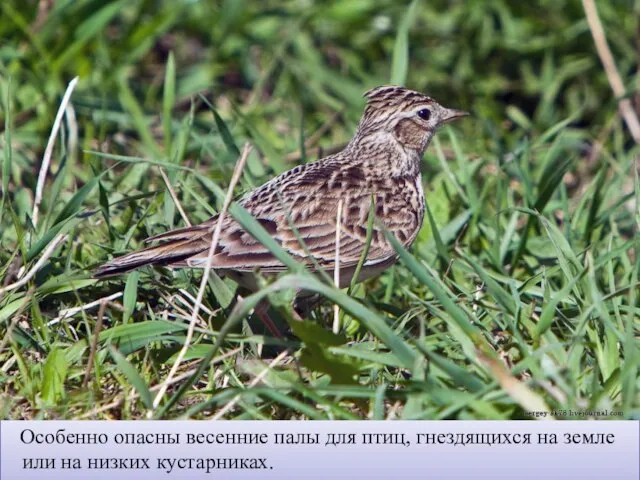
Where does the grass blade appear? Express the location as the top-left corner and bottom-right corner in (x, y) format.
(390, 0), (420, 85)
(109, 346), (153, 410)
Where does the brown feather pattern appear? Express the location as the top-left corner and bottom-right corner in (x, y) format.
(94, 86), (467, 291)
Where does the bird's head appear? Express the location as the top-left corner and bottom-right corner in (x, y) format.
(356, 85), (468, 153)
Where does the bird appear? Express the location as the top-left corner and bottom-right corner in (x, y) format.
(95, 86), (468, 323)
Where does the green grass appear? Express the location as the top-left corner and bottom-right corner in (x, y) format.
(0, 0), (638, 420)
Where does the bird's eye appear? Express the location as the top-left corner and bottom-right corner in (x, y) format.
(417, 108), (431, 120)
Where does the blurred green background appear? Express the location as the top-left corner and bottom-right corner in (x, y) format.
(2, 0), (639, 154)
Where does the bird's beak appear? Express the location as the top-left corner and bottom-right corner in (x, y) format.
(441, 108), (470, 124)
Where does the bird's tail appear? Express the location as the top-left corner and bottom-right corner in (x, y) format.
(93, 235), (209, 278)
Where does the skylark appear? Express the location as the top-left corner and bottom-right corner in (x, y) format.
(95, 86), (467, 316)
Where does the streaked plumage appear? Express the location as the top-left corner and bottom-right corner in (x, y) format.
(95, 86), (467, 309)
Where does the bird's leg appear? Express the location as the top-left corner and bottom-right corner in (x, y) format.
(253, 299), (284, 338)
(235, 288), (284, 339)
(292, 292), (325, 320)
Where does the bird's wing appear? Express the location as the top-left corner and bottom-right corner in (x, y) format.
(95, 155), (422, 278)
(182, 159), (422, 273)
